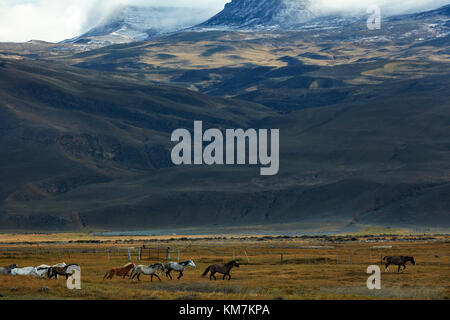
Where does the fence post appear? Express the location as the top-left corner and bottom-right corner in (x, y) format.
(233, 249), (236, 260)
(244, 249), (250, 263)
(106, 249), (110, 260)
(127, 248), (131, 261)
(280, 254), (284, 265)
(166, 247), (170, 262)
(177, 249), (180, 262)
(138, 248), (141, 261)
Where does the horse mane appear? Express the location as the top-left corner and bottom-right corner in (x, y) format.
(150, 263), (162, 267)
(123, 262), (134, 267)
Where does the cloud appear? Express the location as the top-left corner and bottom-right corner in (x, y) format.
(0, 0), (230, 42)
(0, 0), (448, 43)
(0, 0), (89, 43)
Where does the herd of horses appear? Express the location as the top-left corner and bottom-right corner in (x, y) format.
(0, 262), (80, 279)
(103, 260), (198, 281)
(0, 259), (239, 282)
(0, 255), (417, 283)
(102, 259), (241, 282)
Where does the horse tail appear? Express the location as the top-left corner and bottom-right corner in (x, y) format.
(47, 267), (52, 278)
(103, 271), (110, 280)
(382, 256), (388, 261)
(202, 266), (211, 277)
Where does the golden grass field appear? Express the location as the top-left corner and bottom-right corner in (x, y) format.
(0, 233), (448, 300)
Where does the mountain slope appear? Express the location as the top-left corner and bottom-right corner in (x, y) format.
(65, 6), (215, 45)
(0, 58), (275, 230)
(1, 56), (449, 231)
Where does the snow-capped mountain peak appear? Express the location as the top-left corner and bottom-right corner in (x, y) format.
(198, 0), (314, 30)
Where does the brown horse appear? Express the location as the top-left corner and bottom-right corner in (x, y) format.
(103, 263), (135, 280)
(383, 256), (416, 272)
(202, 260), (239, 280)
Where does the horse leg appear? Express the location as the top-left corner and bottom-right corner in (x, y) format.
(166, 270), (173, 280)
(154, 274), (161, 282)
(223, 273), (226, 280)
(398, 265), (401, 273)
(177, 271), (183, 280)
(385, 263), (390, 272)
(228, 273), (231, 280)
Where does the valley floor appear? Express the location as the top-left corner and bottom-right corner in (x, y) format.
(0, 234), (448, 300)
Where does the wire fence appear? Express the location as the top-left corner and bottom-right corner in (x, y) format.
(0, 244), (445, 268)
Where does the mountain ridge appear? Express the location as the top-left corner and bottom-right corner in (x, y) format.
(197, 0), (313, 30)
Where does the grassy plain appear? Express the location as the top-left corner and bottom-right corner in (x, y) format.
(0, 233), (448, 300)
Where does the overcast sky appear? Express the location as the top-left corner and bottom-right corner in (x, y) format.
(0, 0), (448, 43)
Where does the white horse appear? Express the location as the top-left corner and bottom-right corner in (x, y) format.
(130, 263), (165, 282)
(165, 260), (196, 280)
(35, 265), (50, 278)
(11, 267), (41, 277)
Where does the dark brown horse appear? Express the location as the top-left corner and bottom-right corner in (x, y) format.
(202, 260), (239, 280)
(48, 264), (80, 279)
(103, 263), (135, 280)
(383, 256), (416, 272)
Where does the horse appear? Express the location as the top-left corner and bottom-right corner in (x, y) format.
(103, 263), (135, 280)
(48, 262), (67, 279)
(10, 267), (41, 277)
(202, 260), (240, 280)
(0, 264), (18, 275)
(383, 256), (416, 272)
(165, 260), (196, 280)
(35, 265), (51, 278)
(48, 264), (80, 279)
(130, 263), (165, 282)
